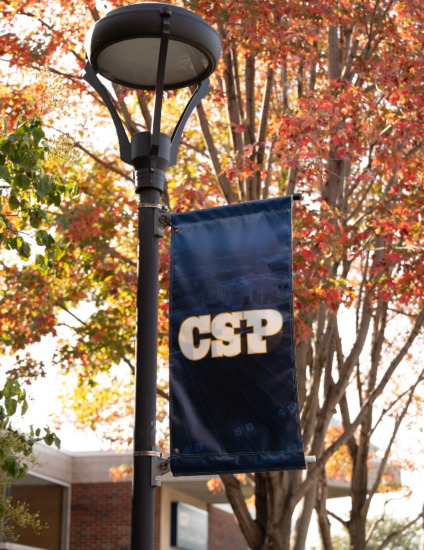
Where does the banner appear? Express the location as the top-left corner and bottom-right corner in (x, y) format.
(169, 196), (306, 476)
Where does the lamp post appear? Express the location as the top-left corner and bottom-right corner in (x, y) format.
(83, 4), (221, 549)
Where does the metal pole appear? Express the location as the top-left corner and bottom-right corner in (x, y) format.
(131, 186), (161, 550)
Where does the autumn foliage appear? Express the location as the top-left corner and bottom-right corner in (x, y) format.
(1, 0), (424, 549)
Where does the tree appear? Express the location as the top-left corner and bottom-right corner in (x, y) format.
(332, 514), (423, 550)
(1, 1), (424, 550)
(0, 110), (79, 269)
(0, 378), (61, 541)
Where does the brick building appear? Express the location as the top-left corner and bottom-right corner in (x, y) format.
(0, 444), (249, 550)
(1, 444), (398, 550)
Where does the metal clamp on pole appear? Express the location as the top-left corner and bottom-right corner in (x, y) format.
(138, 203), (168, 210)
(138, 201), (173, 238)
(145, 201), (179, 237)
(150, 447), (171, 487)
(134, 450), (163, 458)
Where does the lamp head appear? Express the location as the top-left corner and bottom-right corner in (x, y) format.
(85, 2), (221, 91)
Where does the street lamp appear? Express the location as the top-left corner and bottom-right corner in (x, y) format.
(83, 4), (221, 550)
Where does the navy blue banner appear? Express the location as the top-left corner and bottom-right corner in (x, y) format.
(169, 196), (306, 476)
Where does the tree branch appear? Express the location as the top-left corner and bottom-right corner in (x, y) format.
(231, 48), (244, 122)
(137, 93), (152, 130)
(217, 25), (243, 157)
(370, 386), (413, 437)
(388, 307), (417, 318)
(292, 305), (424, 505)
(47, 125), (133, 182)
(75, 141), (133, 181)
(53, 319), (169, 400)
(262, 148), (274, 200)
(194, 100), (236, 204)
(256, 67), (274, 199)
(375, 511), (423, 550)
(244, 53), (256, 146)
(220, 474), (263, 549)
(366, 506), (386, 543)
(328, 26), (341, 81)
(55, 300), (88, 327)
(364, 369), (424, 512)
(327, 510), (348, 529)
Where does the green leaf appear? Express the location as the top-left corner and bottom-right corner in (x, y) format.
(21, 399), (29, 416)
(14, 173), (31, 190)
(41, 210), (50, 223)
(0, 140), (11, 155)
(19, 241), (31, 260)
(0, 116), (7, 136)
(35, 230), (55, 249)
(44, 433), (54, 446)
(29, 210), (42, 229)
(0, 503), (6, 517)
(54, 435), (61, 449)
(34, 175), (50, 199)
(2, 378), (15, 397)
(32, 127), (43, 146)
(35, 254), (45, 267)
(54, 246), (65, 261)
(8, 195), (20, 211)
(48, 189), (61, 207)
(0, 165), (11, 182)
(21, 174), (31, 190)
(5, 397), (18, 416)
(4, 456), (17, 478)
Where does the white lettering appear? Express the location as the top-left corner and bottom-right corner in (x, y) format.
(211, 312), (243, 357)
(178, 315), (211, 361)
(177, 309), (283, 359)
(243, 309), (283, 354)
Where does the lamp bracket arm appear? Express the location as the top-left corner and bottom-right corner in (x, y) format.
(83, 61), (132, 165)
(150, 9), (172, 157)
(169, 78), (210, 167)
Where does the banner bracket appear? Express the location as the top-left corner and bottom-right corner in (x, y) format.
(150, 447), (171, 486)
(149, 201), (179, 237)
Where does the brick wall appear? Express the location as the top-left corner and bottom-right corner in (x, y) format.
(70, 482), (161, 550)
(208, 505), (248, 550)
(70, 482), (246, 550)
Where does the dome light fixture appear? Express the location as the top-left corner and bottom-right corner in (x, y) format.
(85, 3), (221, 90)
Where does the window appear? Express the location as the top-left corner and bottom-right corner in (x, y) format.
(233, 292), (240, 301)
(6, 472), (70, 550)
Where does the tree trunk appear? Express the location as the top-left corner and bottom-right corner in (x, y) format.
(315, 471), (333, 550)
(261, 472), (297, 550)
(290, 477), (318, 550)
(349, 514), (367, 550)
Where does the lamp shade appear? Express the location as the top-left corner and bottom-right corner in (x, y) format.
(85, 3), (221, 91)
